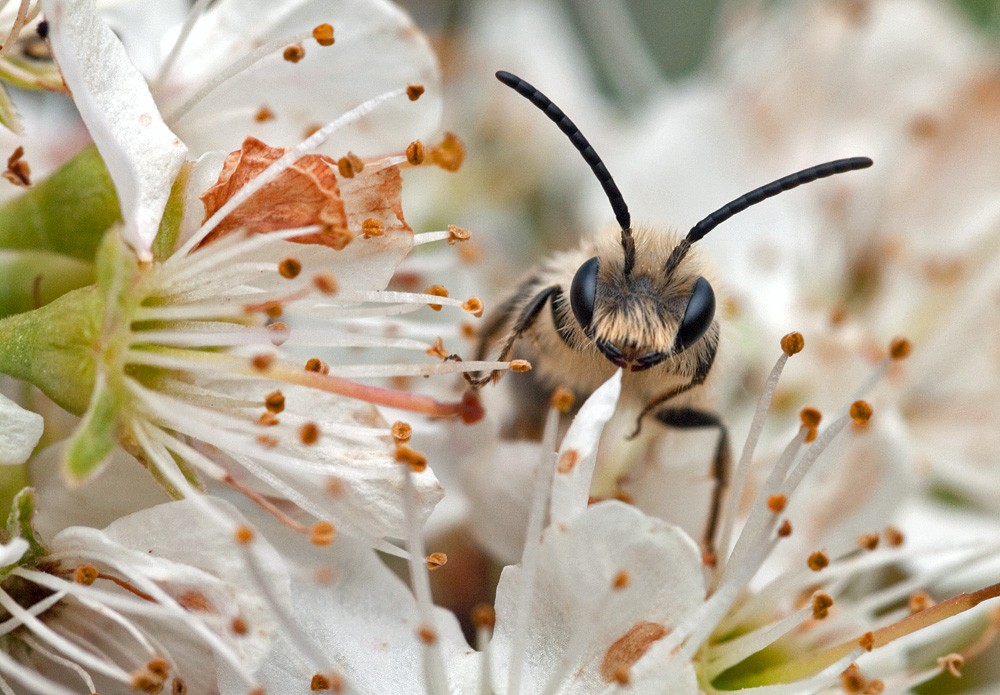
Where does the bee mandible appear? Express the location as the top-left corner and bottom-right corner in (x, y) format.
(470, 70), (872, 558)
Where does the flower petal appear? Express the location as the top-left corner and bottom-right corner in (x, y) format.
(42, 0), (187, 257)
(0, 392), (42, 465)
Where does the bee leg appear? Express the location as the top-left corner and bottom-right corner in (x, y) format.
(466, 285), (562, 388)
(652, 407), (730, 565)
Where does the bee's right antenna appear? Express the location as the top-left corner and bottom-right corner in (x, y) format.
(496, 70), (636, 277)
(664, 157), (873, 275)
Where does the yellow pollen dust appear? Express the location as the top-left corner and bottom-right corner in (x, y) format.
(311, 521), (336, 546)
(447, 224), (471, 244)
(406, 139), (425, 165)
(510, 359), (531, 373)
(312, 23), (334, 46)
(807, 550), (829, 571)
(766, 494), (787, 512)
(777, 519), (793, 537)
(471, 603), (496, 629)
(424, 285), (448, 311)
(299, 422), (320, 445)
(265, 390), (285, 414)
(426, 336), (448, 359)
(406, 83), (425, 101)
(889, 336), (911, 360)
(857, 532), (879, 550)
(781, 331), (805, 356)
(235, 525), (255, 545)
(613, 570), (631, 590)
(251, 353), (275, 371)
(463, 297), (485, 317)
(283, 44), (305, 63)
(551, 386), (575, 412)
(73, 563), (99, 585)
(278, 257), (302, 279)
(313, 272), (338, 294)
(305, 357), (330, 374)
(391, 421), (412, 443)
(426, 552), (447, 570)
(395, 445), (427, 472)
(362, 217), (384, 238)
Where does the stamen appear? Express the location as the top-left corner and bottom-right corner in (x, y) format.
(0, 648), (81, 695)
(471, 605), (495, 695)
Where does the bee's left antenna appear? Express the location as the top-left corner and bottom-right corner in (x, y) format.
(496, 70), (635, 276)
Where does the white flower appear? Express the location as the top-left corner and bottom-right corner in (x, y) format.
(0, 493), (281, 694)
(0, 391), (41, 465)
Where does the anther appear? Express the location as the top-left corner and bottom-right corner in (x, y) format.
(908, 591), (934, 614)
(857, 532), (879, 551)
(3, 146), (30, 187)
(148, 659), (170, 678)
(283, 44), (305, 63)
(430, 133), (466, 171)
(614, 667), (630, 685)
(781, 331), (805, 356)
(362, 218), (384, 238)
(336, 156), (355, 178)
(311, 673), (332, 691)
(231, 617), (248, 635)
(266, 305), (283, 319)
(265, 390), (285, 413)
(257, 412), (278, 426)
(551, 387), (575, 412)
(510, 359), (531, 372)
(251, 353), (275, 371)
(807, 551), (829, 571)
(767, 494), (787, 512)
(323, 225), (353, 250)
(73, 563), (99, 585)
(841, 663), (867, 692)
(864, 680), (885, 695)
(417, 625), (437, 644)
(471, 604), (496, 629)
(406, 140), (425, 165)
(447, 224), (471, 244)
(278, 257), (302, 279)
(313, 273), (338, 294)
(311, 521), (336, 546)
(885, 526), (904, 546)
(426, 552), (447, 570)
(462, 297), (485, 317)
(256, 434), (279, 448)
(305, 357), (330, 374)
(347, 152), (364, 173)
(800, 407), (821, 442)
(395, 445), (427, 472)
(392, 421), (412, 443)
(812, 593), (834, 619)
(426, 337), (448, 359)
(613, 570), (630, 589)
(406, 83), (425, 101)
(235, 526), (255, 544)
(889, 336), (911, 360)
(291, 420), (318, 445)
(777, 520), (793, 537)
(267, 322), (290, 346)
(424, 285), (448, 311)
(461, 323), (476, 339)
(312, 23), (334, 46)
(254, 105), (275, 122)
(938, 653), (963, 677)
(172, 677), (188, 695)
(850, 400), (873, 424)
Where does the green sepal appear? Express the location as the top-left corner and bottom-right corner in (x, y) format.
(0, 284), (101, 415)
(62, 373), (118, 485)
(3, 488), (46, 572)
(0, 55), (65, 93)
(152, 160), (191, 262)
(0, 145), (120, 262)
(0, 250), (95, 318)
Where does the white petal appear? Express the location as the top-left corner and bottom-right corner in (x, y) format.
(490, 501), (703, 694)
(159, 0), (441, 158)
(549, 370), (623, 525)
(0, 393), (42, 465)
(42, 0), (187, 257)
(0, 537), (28, 566)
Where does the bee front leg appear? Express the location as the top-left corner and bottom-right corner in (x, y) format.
(652, 406), (730, 565)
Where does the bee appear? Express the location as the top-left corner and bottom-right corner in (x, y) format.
(470, 70), (871, 558)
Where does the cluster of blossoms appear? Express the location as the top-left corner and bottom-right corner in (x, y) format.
(0, 0), (995, 693)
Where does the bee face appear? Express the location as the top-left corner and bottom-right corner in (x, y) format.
(568, 230), (717, 372)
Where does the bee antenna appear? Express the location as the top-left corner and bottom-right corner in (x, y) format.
(496, 70), (635, 276)
(664, 157), (873, 274)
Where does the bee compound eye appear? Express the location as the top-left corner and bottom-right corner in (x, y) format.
(673, 276), (715, 353)
(569, 256), (600, 331)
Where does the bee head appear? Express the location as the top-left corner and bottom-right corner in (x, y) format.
(569, 241), (716, 371)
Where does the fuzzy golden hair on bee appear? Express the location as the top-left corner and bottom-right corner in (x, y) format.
(471, 70), (872, 559)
